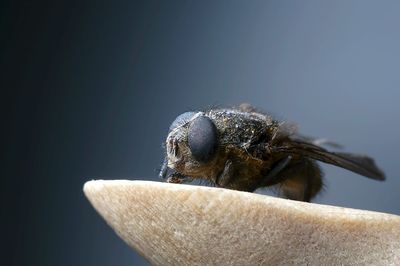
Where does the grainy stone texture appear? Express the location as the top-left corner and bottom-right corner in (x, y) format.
(84, 180), (400, 266)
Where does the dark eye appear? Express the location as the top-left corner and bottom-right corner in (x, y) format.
(188, 116), (218, 162)
(169, 112), (196, 131)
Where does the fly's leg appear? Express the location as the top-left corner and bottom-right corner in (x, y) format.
(216, 159), (256, 192)
(257, 155), (293, 187)
(215, 160), (235, 187)
(219, 156), (294, 192)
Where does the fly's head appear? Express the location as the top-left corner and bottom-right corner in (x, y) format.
(164, 112), (220, 179)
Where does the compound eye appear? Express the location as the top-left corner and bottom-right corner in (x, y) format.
(169, 112), (196, 131)
(188, 116), (218, 162)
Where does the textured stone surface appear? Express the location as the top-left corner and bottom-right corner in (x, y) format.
(84, 180), (400, 265)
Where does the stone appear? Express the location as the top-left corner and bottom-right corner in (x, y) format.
(83, 180), (400, 265)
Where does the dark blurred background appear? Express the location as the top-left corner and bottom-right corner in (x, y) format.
(2, 1), (400, 265)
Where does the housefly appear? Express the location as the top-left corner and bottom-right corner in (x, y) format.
(159, 104), (385, 202)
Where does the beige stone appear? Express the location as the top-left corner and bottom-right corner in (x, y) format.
(83, 180), (400, 265)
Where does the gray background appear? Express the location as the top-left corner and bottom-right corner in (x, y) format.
(3, 1), (400, 265)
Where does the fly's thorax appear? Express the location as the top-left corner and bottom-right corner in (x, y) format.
(206, 109), (274, 147)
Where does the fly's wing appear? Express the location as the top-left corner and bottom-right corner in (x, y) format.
(272, 138), (385, 181)
(292, 134), (343, 149)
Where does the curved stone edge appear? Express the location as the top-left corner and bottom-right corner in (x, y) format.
(84, 180), (400, 266)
